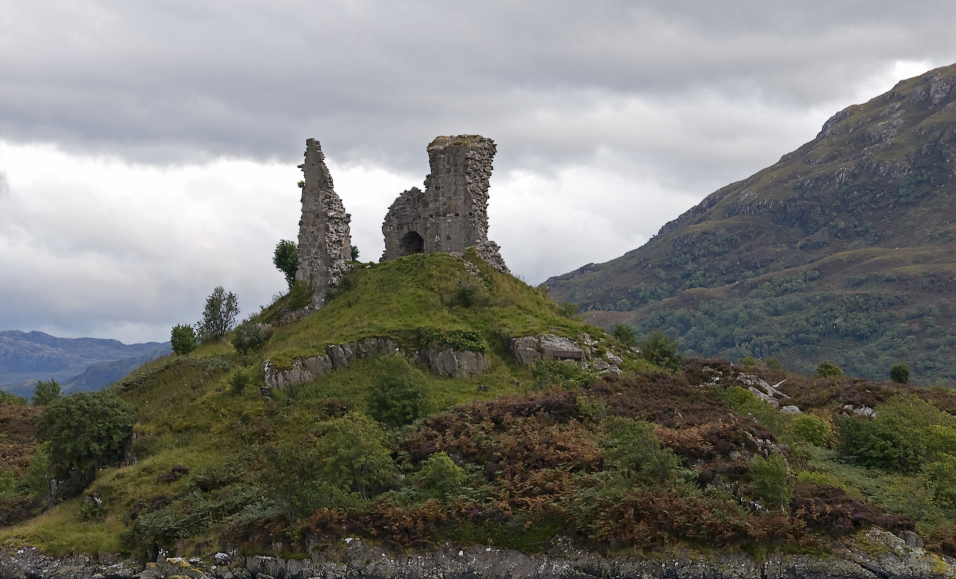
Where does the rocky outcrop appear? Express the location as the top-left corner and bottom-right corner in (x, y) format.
(264, 337), (491, 388)
(263, 337), (398, 389)
(381, 135), (509, 275)
(297, 139), (352, 309)
(2, 529), (952, 579)
(415, 345), (490, 378)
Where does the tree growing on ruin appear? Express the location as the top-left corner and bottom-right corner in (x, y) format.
(273, 240), (298, 289)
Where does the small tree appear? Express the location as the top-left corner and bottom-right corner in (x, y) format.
(639, 330), (683, 371)
(198, 286), (239, 342)
(815, 360), (843, 379)
(32, 379), (61, 406)
(170, 324), (197, 355)
(351, 245), (360, 261)
(33, 391), (136, 491)
(611, 324), (638, 347)
(316, 412), (396, 500)
(890, 363), (910, 384)
(273, 240), (298, 290)
(365, 356), (428, 427)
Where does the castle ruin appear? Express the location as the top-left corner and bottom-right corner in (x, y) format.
(381, 135), (509, 274)
(296, 138), (352, 308)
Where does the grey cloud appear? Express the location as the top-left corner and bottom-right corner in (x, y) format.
(2, 0), (956, 179)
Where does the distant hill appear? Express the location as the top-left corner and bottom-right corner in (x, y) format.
(546, 63), (956, 384)
(0, 330), (170, 397)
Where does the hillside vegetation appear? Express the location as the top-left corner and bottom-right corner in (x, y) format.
(545, 63), (956, 384)
(3, 251), (956, 562)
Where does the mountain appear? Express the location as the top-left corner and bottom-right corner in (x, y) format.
(0, 330), (170, 396)
(545, 63), (956, 384)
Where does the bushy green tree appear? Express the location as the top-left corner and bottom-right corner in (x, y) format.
(639, 330), (683, 371)
(198, 286), (238, 342)
(33, 391), (136, 490)
(611, 324), (638, 347)
(315, 412), (396, 500)
(836, 394), (956, 473)
(600, 416), (684, 484)
(273, 240), (298, 289)
(414, 452), (466, 499)
(351, 245), (360, 261)
(815, 360), (843, 379)
(750, 452), (794, 507)
(791, 413), (833, 447)
(890, 363), (910, 384)
(170, 324), (197, 355)
(365, 356), (428, 427)
(31, 379), (61, 406)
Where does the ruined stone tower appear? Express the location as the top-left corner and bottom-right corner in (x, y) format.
(297, 138), (352, 308)
(381, 135), (509, 274)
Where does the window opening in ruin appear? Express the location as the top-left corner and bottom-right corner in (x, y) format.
(400, 231), (425, 255)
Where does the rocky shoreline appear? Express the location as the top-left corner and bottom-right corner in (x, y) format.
(1, 530), (954, 579)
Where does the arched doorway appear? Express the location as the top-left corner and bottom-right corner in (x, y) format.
(400, 231), (425, 256)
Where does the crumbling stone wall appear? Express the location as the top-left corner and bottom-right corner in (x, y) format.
(381, 135), (509, 274)
(297, 138), (352, 308)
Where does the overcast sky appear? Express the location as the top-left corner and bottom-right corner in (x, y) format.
(2, 1), (956, 344)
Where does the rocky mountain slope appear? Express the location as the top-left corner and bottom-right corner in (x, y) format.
(545, 63), (956, 384)
(0, 331), (169, 396)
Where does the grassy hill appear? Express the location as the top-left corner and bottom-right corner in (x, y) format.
(4, 251), (956, 562)
(545, 63), (956, 384)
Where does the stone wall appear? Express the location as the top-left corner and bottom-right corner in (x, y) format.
(297, 139), (352, 309)
(381, 135), (509, 274)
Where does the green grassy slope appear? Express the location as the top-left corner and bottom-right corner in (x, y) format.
(545, 63), (956, 384)
(4, 252), (956, 562)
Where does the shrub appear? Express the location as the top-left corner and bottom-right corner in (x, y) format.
(740, 356), (760, 367)
(448, 277), (490, 308)
(836, 394), (954, 473)
(414, 452), (465, 499)
(365, 357), (428, 428)
(273, 240), (298, 289)
(765, 357), (784, 371)
(170, 324), (197, 356)
(600, 416), (684, 484)
(532, 360), (594, 391)
(611, 324), (638, 347)
(560, 302), (580, 318)
(288, 280), (315, 310)
(31, 379), (61, 406)
(316, 412), (397, 500)
(639, 330), (683, 372)
(418, 328), (485, 353)
(33, 391), (136, 491)
(750, 452), (794, 507)
(0, 391), (27, 406)
(791, 414), (833, 447)
(890, 363), (910, 384)
(927, 454), (956, 509)
(229, 369), (251, 396)
(815, 361), (843, 379)
(25, 442), (50, 499)
(198, 286), (239, 342)
(351, 245), (360, 261)
(232, 322), (273, 354)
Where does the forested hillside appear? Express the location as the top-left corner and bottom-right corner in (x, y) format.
(545, 63), (956, 383)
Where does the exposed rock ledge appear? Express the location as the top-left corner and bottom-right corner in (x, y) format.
(263, 337), (490, 389)
(2, 530), (952, 579)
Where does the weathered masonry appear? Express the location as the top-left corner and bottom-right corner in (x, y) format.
(381, 135), (509, 274)
(296, 139), (352, 308)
